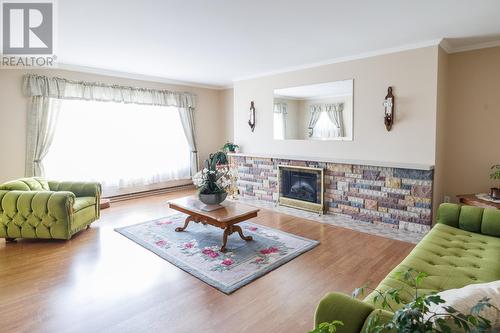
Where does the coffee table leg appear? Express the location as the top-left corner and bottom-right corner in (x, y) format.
(221, 227), (230, 253)
(175, 215), (196, 232)
(220, 225), (253, 252)
(233, 225), (253, 241)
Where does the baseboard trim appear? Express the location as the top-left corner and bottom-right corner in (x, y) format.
(105, 184), (195, 202)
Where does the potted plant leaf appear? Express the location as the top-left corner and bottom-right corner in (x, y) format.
(192, 151), (231, 205)
(490, 165), (500, 199)
(221, 142), (240, 153)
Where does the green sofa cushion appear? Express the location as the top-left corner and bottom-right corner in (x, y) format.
(364, 223), (500, 310)
(73, 197), (97, 212)
(0, 177), (50, 191)
(72, 206), (98, 233)
(459, 205), (484, 233)
(482, 209), (500, 237)
(436, 203), (460, 228)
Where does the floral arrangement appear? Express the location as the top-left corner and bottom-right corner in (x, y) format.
(192, 151), (232, 195)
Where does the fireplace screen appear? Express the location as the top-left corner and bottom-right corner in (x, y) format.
(278, 165), (324, 214)
(281, 169), (318, 203)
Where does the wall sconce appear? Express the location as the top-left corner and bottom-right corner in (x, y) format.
(248, 101), (256, 132)
(383, 87), (394, 131)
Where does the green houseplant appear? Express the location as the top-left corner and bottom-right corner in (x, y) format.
(221, 142), (239, 153)
(490, 165), (500, 199)
(192, 151), (231, 205)
(310, 269), (498, 333)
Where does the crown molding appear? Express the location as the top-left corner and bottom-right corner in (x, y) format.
(233, 39), (442, 82)
(440, 39), (500, 54)
(438, 39), (453, 53)
(54, 63), (227, 90)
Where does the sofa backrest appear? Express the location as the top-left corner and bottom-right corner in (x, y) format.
(437, 203), (500, 237)
(0, 177), (50, 191)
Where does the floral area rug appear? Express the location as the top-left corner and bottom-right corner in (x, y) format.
(115, 214), (319, 294)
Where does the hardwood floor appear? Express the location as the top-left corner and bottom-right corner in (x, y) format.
(0, 189), (414, 333)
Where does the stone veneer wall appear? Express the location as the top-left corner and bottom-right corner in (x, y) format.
(230, 155), (434, 233)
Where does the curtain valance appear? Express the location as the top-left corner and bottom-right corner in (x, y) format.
(23, 74), (197, 109)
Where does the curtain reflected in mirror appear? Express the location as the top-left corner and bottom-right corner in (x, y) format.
(273, 102), (287, 140)
(273, 80), (353, 141)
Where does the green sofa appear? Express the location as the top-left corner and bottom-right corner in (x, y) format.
(315, 203), (500, 332)
(0, 177), (101, 241)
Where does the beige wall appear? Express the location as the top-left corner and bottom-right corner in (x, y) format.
(433, 47), (449, 216)
(441, 46), (500, 202)
(0, 69), (225, 183)
(233, 46), (439, 166)
(218, 88), (234, 143)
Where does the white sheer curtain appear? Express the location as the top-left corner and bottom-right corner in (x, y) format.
(25, 97), (61, 176)
(43, 99), (191, 194)
(178, 107), (199, 176)
(273, 102), (287, 140)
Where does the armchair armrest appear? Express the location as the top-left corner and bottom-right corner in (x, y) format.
(48, 181), (101, 198)
(315, 292), (374, 333)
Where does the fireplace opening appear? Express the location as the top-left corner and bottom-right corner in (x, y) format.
(282, 170), (318, 203)
(278, 165), (324, 214)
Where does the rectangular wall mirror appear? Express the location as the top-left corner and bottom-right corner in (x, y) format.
(273, 79), (353, 141)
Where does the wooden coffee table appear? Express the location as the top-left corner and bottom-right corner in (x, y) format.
(168, 196), (260, 252)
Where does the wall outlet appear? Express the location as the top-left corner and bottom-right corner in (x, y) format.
(444, 196), (451, 203)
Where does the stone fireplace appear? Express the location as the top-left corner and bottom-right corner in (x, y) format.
(229, 153), (434, 234)
(278, 165), (324, 214)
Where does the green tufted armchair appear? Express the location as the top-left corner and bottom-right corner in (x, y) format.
(0, 177), (101, 241)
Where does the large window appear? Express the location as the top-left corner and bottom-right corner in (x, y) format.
(44, 99), (191, 195)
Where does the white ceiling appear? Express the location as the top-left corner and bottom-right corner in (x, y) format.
(57, 0), (500, 88)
